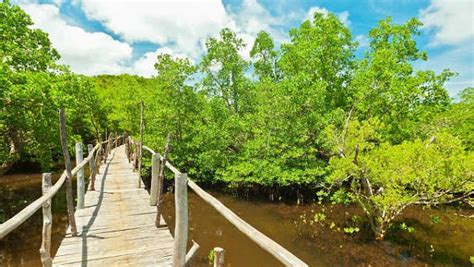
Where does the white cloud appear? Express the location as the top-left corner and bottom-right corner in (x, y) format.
(77, 0), (230, 59)
(129, 47), (192, 77)
(305, 6), (351, 26)
(21, 3), (132, 75)
(420, 0), (474, 46)
(19, 0), (304, 77)
(227, 0), (288, 59)
(76, 0), (289, 61)
(355, 34), (369, 48)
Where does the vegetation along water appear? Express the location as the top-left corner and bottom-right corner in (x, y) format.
(1, 1), (473, 266)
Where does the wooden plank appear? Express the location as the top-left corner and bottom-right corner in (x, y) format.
(53, 145), (174, 267)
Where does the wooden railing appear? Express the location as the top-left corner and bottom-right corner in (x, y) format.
(0, 108), (123, 267)
(129, 138), (308, 267)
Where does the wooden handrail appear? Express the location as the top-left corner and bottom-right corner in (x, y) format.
(139, 144), (308, 267)
(0, 139), (116, 239)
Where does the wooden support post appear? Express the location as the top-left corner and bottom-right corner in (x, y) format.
(39, 173), (52, 267)
(156, 134), (171, 227)
(138, 100), (144, 188)
(213, 247), (225, 267)
(124, 133), (131, 163)
(107, 134), (113, 155)
(150, 153), (160, 206)
(137, 141), (142, 188)
(58, 107), (77, 237)
(173, 173), (188, 267)
(75, 142), (85, 209)
(95, 144), (102, 176)
(87, 144), (96, 191)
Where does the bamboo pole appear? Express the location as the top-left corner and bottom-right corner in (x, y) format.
(87, 144), (96, 191)
(213, 247), (225, 267)
(173, 173), (188, 267)
(58, 107), (77, 237)
(39, 173), (52, 267)
(75, 142), (85, 209)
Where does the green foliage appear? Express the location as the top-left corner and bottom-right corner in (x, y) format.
(351, 17), (453, 143)
(430, 215), (441, 224)
(3, 3), (472, 245)
(207, 249), (215, 265)
(250, 31), (281, 81)
(327, 121), (473, 239)
(398, 223), (415, 233)
(1, 1), (105, 172)
(343, 227), (360, 235)
(201, 28), (251, 114)
(427, 87), (474, 150)
(329, 189), (351, 205)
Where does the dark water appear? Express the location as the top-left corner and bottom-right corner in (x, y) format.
(1, 173), (473, 267)
(161, 191), (474, 267)
(0, 173), (69, 266)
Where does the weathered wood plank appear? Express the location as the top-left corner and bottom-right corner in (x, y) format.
(53, 145), (174, 267)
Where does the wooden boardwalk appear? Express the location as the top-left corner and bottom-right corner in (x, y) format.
(53, 146), (174, 266)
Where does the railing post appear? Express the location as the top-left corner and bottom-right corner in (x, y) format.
(213, 247), (225, 267)
(138, 100), (144, 188)
(95, 144), (102, 175)
(137, 141), (142, 188)
(87, 144), (96, 191)
(58, 108), (77, 236)
(150, 153), (160, 206)
(156, 134), (171, 226)
(39, 173), (52, 267)
(75, 142), (85, 209)
(107, 134), (113, 155)
(125, 134), (131, 163)
(173, 173), (188, 267)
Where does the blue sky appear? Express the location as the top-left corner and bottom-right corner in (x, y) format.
(16, 0), (473, 97)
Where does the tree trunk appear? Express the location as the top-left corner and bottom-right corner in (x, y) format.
(0, 128), (23, 176)
(368, 213), (387, 241)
